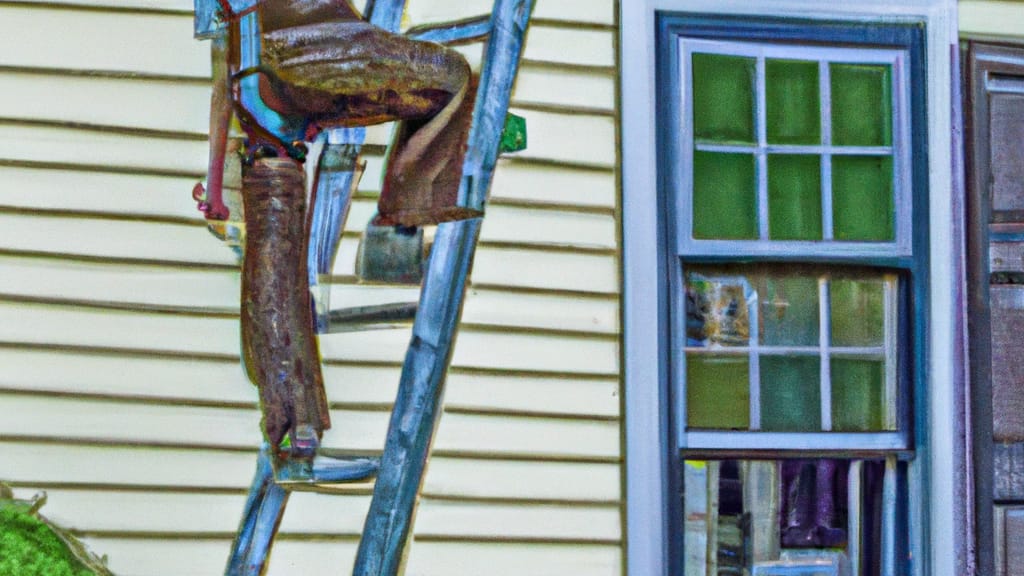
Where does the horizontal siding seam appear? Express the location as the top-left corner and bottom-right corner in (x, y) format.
(71, 531), (623, 546)
(0, 158), (203, 179)
(442, 406), (619, 423)
(519, 58), (616, 76)
(412, 534), (621, 546)
(0, 3), (616, 34)
(501, 155), (614, 173)
(0, 1), (188, 16)
(0, 248), (235, 271)
(0, 295), (616, 339)
(0, 293), (236, 318)
(0, 435), (621, 464)
(0, 116), (207, 141)
(0, 204), (205, 227)
(0, 64), (208, 83)
(0, 340), (624, 380)
(467, 283), (619, 301)
(511, 100), (615, 117)
(0, 103), (612, 141)
(473, 239), (616, 256)
(74, 531), (360, 542)
(349, 191), (616, 215)
(3, 482), (619, 507)
(327, 276), (619, 298)
(336, 230), (618, 255)
(0, 386), (258, 410)
(0, 156), (614, 181)
(527, 17), (615, 32)
(0, 386), (619, 422)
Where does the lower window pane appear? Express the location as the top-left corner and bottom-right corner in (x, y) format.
(683, 458), (894, 576)
(760, 356), (821, 432)
(687, 355), (750, 429)
(832, 358), (887, 431)
(684, 264), (899, 435)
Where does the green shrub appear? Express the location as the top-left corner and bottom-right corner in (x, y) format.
(0, 505), (96, 576)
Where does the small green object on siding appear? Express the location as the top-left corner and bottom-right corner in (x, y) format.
(499, 113), (527, 153)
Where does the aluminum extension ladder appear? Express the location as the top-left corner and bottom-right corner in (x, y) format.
(193, 1), (535, 574)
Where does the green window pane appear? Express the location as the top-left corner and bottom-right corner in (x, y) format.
(832, 156), (894, 241)
(766, 59), (821, 145)
(760, 356), (821, 431)
(831, 358), (887, 431)
(692, 53), (756, 144)
(768, 154), (822, 240)
(693, 151), (757, 239)
(830, 279), (885, 347)
(687, 355), (750, 430)
(759, 274), (820, 346)
(831, 63), (892, 146)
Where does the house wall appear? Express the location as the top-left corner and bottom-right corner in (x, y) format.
(0, 1), (623, 574)
(960, 0), (1024, 39)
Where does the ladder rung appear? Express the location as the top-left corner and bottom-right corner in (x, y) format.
(405, 15), (491, 45)
(323, 301), (418, 333)
(273, 453), (380, 486)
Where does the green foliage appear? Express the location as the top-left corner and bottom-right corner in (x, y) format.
(0, 505), (97, 576)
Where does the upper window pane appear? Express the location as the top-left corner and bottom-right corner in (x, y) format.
(766, 59), (821, 145)
(692, 53), (756, 143)
(830, 63), (893, 146)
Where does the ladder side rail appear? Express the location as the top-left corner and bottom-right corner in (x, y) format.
(352, 218), (482, 576)
(353, 1), (535, 574)
(309, 129), (366, 334)
(365, 0), (408, 33)
(309, 129), (366, 279)
(459, 0), (535, 213)
(226, 444), (290, 576)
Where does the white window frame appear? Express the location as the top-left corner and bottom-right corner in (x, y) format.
(621, 2), (965, 576)
(678, 40), (913, 258)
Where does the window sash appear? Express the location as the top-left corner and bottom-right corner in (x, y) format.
(674, 39), (913, 453)
(676, 39), (913, 258)
(678, 264), (904, 451)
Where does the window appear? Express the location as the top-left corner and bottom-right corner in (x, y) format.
(619, 4), (965, 574)
(661, 22), (925, 574)
(673, 37), (915, 454)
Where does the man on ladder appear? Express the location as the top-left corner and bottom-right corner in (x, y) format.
(191, 1), (534, 574)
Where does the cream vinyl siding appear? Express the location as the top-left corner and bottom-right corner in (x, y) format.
(0, 1), (622, 575)
(960, 0), (1024, 39)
